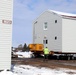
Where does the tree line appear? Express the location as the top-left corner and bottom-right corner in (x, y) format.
(12, 43), (30, 52)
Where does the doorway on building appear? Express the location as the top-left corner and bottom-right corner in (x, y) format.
(43, 37), (48, 48)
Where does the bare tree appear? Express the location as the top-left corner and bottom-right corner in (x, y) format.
(18, 44), (23, 50)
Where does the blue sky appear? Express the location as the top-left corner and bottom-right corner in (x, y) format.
(13, 0), (76, 47)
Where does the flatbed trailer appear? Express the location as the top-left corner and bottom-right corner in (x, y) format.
(28, 44), (76, 60)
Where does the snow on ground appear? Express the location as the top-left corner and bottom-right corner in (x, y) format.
(13, 65), (76, 75)
(0, 70), (17, 75)
(15, 51), (32, 58)
(0, 65), (76, 75)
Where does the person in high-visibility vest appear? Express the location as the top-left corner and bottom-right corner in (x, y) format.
(43, 47), (49, 61)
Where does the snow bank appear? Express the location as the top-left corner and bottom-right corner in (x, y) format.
(0, 70), (17, 75)
(0, 65), (76, 75)
(15, 51), (32, 58)
(13, 65), (76, 75)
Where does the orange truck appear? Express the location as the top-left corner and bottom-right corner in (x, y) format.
(29, 44), (44, 52)
(28, 44), (44, 57)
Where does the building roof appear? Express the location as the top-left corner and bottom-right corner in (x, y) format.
(48, 10), (76, 19)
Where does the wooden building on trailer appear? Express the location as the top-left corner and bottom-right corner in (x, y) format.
(33, 10), (76, 54)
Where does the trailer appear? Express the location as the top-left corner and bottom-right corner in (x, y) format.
(32, 10), (76, 60)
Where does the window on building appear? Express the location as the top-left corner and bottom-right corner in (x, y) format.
(55, 36), (57, 40)
(43, 22), (48, 30)
(55, 20), (57, 23)
(43, 39), (48, 44)
(46, 40), (48, 44)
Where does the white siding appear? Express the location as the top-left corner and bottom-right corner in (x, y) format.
(0, 0), (13, 70)
(33, 11), (62, 51)
(62, 18), (76, 53)
(33, 10), (76, 53)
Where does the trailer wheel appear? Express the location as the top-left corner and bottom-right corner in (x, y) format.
(68, 56), (70, 60)
(72, 56), (74, 60)
(32, 52), (41, 58)
(32, 53), (37, 58)
(31, 53), (35, 58)
(57, 56), (59, 60)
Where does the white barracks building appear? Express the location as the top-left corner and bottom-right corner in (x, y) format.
(33, 10), (76, 54)
(0, 0), (13, 70)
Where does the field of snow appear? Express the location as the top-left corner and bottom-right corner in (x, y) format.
(13, 65), (76, 75)
(0, 65), (76, 75)
(15, 51), (32, 58)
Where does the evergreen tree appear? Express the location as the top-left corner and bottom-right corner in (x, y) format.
(22, 43), (27, 52)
